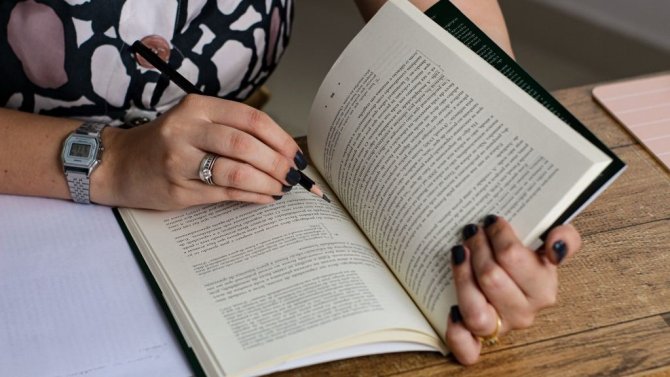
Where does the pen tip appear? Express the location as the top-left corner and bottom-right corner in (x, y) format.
(322, 194), (331, 203)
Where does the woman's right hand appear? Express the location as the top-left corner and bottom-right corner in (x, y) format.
(93, 94), (306, 210)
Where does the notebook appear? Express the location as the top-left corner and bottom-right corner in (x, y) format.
(593, 74), (670, 171)
(0, 195), (192, 377)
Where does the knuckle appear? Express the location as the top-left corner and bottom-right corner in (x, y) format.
(477, 264), (506, 291)
(496, 244), (523, 268)
(246, 107), (268, 132)
(224, 189), (263, 204)
(157, 120), (175, 140)
(537, 286), (558, 308)
(542, 293), (558, 308)
(229, 132), (252, 154)
(157, 115), (184, 140)
(465, 310), (491, 334)
(270, 154), (286, 176)
(280, 134), (297, 153)
(227, 166), (249, 187)
(514, 312), (535, 329)
(179, 93), (201, 109)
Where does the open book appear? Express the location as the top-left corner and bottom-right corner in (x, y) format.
(116, 1), (624, 376)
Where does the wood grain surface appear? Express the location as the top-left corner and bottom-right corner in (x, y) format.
(287, 77), (670, 376)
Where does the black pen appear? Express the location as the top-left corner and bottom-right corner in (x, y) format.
(130, 41), (330, 203)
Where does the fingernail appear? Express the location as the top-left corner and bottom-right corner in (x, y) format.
(553, 240), (567, 264)
(294, 151), (308, 170)
(450, 305), (463, 324)
(463, 224), (478, 240)
(272, 195), (283, 201)
(286, 168), (301, 186)
(483, 214), (498, 228)
(451, 245), (466, 266)
(282, 185), (292, 193)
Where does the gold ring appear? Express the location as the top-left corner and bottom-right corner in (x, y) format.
(478, 315), (502, 346)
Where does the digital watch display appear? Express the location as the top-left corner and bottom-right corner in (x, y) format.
(61, 123), (107, 204)
(69, 143), (92, 158)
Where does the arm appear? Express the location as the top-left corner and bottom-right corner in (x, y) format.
(0, 108), (80, 201)
(0, 96), (305, 210)
(353, 0), (514, 57)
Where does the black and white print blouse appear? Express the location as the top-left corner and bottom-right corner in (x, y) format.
(0, 0), (293, 125)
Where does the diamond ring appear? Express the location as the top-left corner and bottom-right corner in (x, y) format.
(198, 153), (218, 185)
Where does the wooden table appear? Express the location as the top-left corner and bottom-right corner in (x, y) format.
(284, 78), (670, 376)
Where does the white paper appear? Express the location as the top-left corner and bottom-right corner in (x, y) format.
(0, 195), (192, 377)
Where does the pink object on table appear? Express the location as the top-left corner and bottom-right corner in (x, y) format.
(593, 74), (670, 172)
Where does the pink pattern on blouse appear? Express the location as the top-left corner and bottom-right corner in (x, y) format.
(7, 0), (68, 89)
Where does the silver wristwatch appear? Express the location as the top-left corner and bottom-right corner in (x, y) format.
(61, 122), (107, 204)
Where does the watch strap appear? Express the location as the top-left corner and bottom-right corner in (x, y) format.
(76, 121), (107, 136)
(65, 170), (92, 204)
(64, 122), (107, 204)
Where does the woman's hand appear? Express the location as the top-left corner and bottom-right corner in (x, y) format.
(93, 94), (306, 210)
(446, 215), (581, 365)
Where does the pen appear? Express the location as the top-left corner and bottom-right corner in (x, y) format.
(130, 41), (330, 203)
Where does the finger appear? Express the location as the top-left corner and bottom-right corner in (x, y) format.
(446, 305), (482, 366)
(542, 223), (582, 265)
(464, 223), (532, 331)
(451, 244), (499, 337)
(182, 95), (306, 168)
(196, 125), (301, 186)
(169, 180), (278, 206)
(483, 215), (558, 306)
(210, 156), (285, 196)
(202, 186), (277, 205)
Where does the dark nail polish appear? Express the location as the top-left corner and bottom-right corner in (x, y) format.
(463, 224), (478, 240)
(294, 151), (308, 170)
(286, 168), (301, 186)
(483, 214), (498, 228)
(553, 240), (567, 264)
(451, 245), (466, 266)
(282, 185), (292, 193)
(272, 195), (283, 201)
(450, 305), (463, 324)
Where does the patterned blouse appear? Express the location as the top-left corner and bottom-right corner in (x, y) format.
(0, 0), (293, 125)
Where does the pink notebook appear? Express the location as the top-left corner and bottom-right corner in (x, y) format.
(593, 74), (670, 171)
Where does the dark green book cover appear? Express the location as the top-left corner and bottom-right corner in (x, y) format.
(425, 1), (625, 234)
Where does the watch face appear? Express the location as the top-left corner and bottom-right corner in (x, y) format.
(62, 134), (99, 168)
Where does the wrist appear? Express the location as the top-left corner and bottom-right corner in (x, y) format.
(89, 126), (126, 206)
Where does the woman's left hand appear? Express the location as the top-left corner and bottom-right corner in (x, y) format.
(445, 215), (581, 365)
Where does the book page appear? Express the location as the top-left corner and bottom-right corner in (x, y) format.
(307, 0), (611, 339)
(119, 168), (441, 377)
